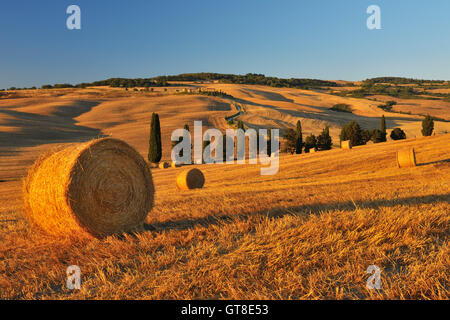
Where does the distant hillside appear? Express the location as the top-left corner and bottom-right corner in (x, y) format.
(4, 74), (450, 93)
(3, 73), (341, 91)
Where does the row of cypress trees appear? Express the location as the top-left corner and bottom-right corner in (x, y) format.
(148, 113), (436, 162)
(339, 114), (434, 147)
(283, 120), (332, 154)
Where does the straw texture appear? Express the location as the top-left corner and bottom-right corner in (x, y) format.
(176, 168), (205, 190)
(23, 138), (154, 238)
(341, 140), (352, 150)
(396, 148), (416, 168)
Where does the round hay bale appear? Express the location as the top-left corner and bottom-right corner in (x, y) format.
(23, 138), (155, 238)
(158, 162), (170, 169)
(171, 161), (181, 168)
(176, 168), (205, 190)
(396, 148), (416, 168)
(309, 148), (316, 153)
(341, 140), (352, 150)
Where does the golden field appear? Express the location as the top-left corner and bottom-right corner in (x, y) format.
(0, 85), (449, 299)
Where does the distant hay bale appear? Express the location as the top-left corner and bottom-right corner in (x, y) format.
(158, 162), (170, 169)
(171, 161), (181, 168)
(176, 168), (205, 190)
(396, 148), (416, 168)
(341, 140), (352, 149)
(23, 138), (154, 238)
(309, 148), (316, 153)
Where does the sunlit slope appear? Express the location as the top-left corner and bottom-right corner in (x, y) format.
(197, 83), (450, 143)
(0, 88), (232, 159)
(75, 94), (231, 158)
(0, 133), (448, 299)
(1, 85), (449, 160)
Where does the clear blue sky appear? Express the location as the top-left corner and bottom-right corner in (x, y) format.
(1, 0), (449, 89)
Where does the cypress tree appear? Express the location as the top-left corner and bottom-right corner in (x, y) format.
(283, 128), (297, 154)
(317, 126), (332, 150)
(380, 115), (387, 142)
(295, 120), (303, 154)
(422, 115), (434, 136)
(148, 113), (162, 163)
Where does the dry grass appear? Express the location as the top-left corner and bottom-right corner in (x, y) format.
(0, 134), (448, 299)
(0, 85), (448, 299)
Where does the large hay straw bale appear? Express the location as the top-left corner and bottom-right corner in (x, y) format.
(176, 168), (205, 190)
(341, 140), (352, 150)
(23, 138), (154, 238)
(396, 148), (416, 168)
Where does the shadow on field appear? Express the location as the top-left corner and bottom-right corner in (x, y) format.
(146, 193), (450, 232)
(418, 158), (450, 167)
(0, 100), (104, 151)
(232, 96), (424, 130)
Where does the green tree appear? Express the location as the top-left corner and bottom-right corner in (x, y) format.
(283, 128), (297, 154)
(148, 113), (162, 163)
(380, 115), (387, 142)
(390, 128), (406, 140)
(339, 121), (363, 146)
(371, 129), (385, 143)
(422, 115), (434, 136)
(305, 134), (317, 152)
(295, 120), (303, 154)
(317, 126), (332, 150)
(237, 120), (245, 131)
(361, 129), (372, 144)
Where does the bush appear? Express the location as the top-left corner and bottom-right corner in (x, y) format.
(370, 129), (385, 143)
(390, 128), (406, 140)
(304, 134), (317, 152)
(361, 129), (372, 144)
(379, 101), (397, 111)
(330, 104), (353, 113)
(422, 115), (434, 136)
(339, 121), (363, 146)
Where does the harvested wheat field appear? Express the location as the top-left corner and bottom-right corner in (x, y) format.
(0, 86), (449, 300)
